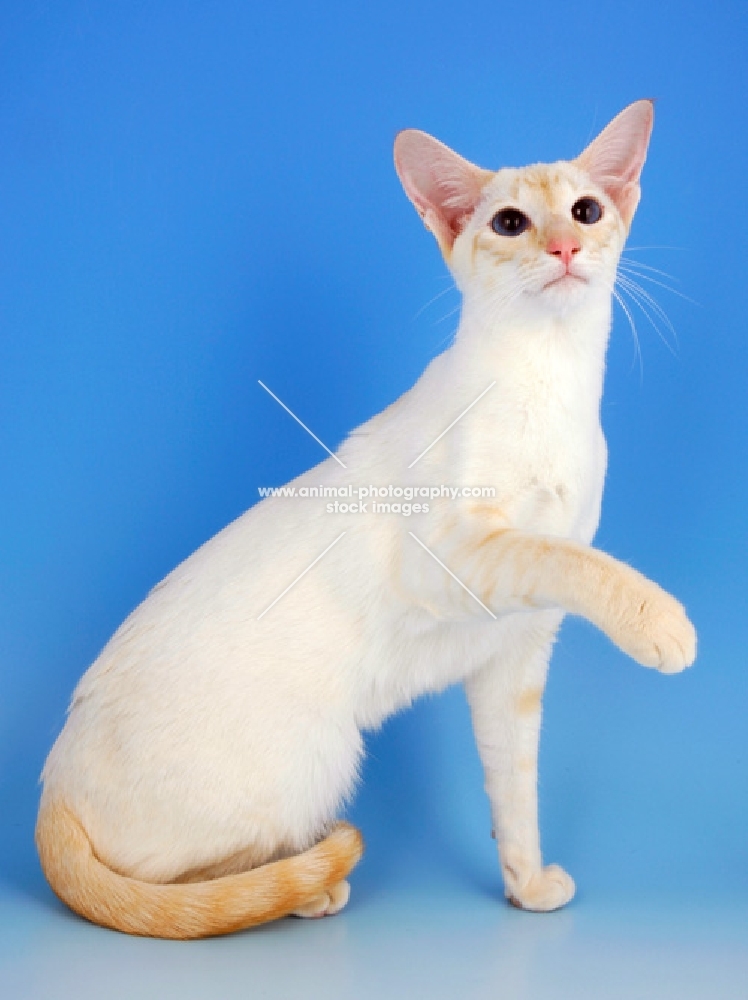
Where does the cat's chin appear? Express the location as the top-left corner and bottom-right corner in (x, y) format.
(530, 274), (598, 318)
(542, 273), (587, 292)
(483, 282), (604, 329)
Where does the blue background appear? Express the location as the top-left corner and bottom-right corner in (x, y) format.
(1, 2), (746, 997)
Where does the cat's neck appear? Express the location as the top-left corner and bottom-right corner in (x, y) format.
(448, 292), (612, 408)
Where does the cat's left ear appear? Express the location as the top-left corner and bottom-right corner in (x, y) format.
(576, 100), (654, 228)
(394, 130), (492, 256)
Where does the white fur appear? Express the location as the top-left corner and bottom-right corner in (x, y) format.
(40, 104), (694, 911)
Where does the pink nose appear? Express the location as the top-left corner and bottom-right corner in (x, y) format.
(546, 235), (581, 269)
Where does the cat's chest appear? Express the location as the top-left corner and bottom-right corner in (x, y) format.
(455, 381), (606, 540)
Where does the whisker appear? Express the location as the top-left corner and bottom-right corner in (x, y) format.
(617, 272), (679, 340)
(617, 280), (658, 332)
(619, 258), (679, 281)
(610, 285), (643, 378)
(490, 279), (536, 321)
(412, 281), (458, 321)
(622, 245), (686, 252)
(618, 263), (698, 305)
(628, 279), (678, 345)
(431, 325), (460, 352)
(616, 276), (678, 357)
(434, 304), (462, 325)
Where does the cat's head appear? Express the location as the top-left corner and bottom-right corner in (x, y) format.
(394, 101), (653, 322)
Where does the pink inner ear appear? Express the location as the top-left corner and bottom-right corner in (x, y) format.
(576, 100), (654, 223)
(394, 130), (491, 252)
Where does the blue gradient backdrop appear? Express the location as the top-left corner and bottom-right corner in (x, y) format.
(1, 2), (747, 997)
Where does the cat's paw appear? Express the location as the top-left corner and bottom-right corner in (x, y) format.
(606, 576), (697, 673)
(292, 880), (350, 919)
(503, 862), (575, 913)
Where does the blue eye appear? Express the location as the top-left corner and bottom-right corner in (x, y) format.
(572, 197), (603, 224)
(490, 208), (530, 237)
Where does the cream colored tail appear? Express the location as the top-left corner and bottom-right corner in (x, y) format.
(35, 800), (364, 939)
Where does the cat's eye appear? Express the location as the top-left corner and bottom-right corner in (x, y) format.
(572, 197), (603, 225)
(490, 208), (530, 237)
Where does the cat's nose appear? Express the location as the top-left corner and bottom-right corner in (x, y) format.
(546, 233), (582, 270)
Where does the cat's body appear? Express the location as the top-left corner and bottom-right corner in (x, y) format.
(37, 101), (696, 937)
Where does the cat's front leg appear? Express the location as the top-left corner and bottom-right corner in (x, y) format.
(464, 613), (575, 913)
(455, 530), (696, 672)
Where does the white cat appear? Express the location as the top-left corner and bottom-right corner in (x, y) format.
(36, 100), (696, 938)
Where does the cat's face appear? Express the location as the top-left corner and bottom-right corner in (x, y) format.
(395, 100), (654, 326)
(450, 161), (626, 319)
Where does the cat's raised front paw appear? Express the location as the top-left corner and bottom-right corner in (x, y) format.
(503, 863), (575, 913)
(606, 576), (697, 673)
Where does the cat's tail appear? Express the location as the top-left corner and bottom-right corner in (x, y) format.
(35, 799), (364, 939)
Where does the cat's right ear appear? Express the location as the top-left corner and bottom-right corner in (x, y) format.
(394, 131), (492, 256)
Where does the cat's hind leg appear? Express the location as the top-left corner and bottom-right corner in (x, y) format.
(292, 880), (350, 918)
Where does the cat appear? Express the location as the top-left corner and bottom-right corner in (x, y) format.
(36, 99), (696, 938)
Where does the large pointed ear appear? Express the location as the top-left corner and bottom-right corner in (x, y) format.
(394, 130), (492, 255)
(576, 100), (655, 228)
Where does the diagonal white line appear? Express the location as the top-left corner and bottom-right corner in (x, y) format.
(408, 381), (496, 468)
(257, 532), (348, 620)
(258, 380), (347, 468)
(408, 531), (497, 620)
